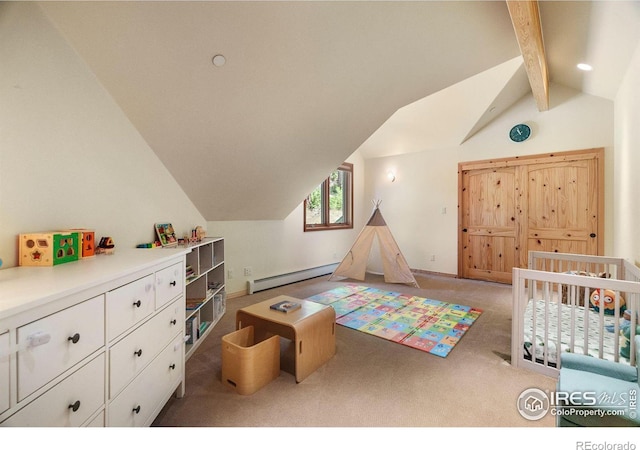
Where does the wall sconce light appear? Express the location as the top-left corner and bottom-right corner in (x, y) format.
(387, 171), (396, 182)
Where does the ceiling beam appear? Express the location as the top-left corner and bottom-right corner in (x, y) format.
(506, 0), (549, 111)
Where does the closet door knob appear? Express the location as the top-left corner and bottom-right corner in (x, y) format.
(134, 349), (143, 357)
(590, 233), (597, 238)
(133, 405), (141, 414)
(68, 333), (80, 344)
(169, 364), (176, 370)
(68, 400), (81, 412)
(133, 300), (142, 308)
(170, 319), (177, 325)
(170, 281), (177, 287)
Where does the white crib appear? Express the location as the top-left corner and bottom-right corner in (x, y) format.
(511, 251), (640, 377)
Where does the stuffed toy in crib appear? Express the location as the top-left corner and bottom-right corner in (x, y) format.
(561, 271), (610, 304)
(619, 310), (640, 359)
(589, 288), (626, 315)
(590, 288), (630, 361)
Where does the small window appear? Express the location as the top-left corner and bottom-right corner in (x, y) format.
(304, 162), (353, 231)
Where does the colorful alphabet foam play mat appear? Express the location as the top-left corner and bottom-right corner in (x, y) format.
(306, 285), (482, 358)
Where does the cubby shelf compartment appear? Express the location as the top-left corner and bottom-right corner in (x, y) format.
(184, 237), (225, 360)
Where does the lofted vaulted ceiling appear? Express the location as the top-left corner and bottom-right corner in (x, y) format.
(38, 1), (640, 221)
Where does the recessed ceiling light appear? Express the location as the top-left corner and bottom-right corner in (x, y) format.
(212, 54), (226, 67)
(577, 63), (593, 71)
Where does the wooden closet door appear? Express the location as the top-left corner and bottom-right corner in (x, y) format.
(458, 149), (603, 284)
(460, 167), (519, 283)
(526, 159), (599, 256)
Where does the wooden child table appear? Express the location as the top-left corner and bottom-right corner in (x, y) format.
(235, 295), (336, 382)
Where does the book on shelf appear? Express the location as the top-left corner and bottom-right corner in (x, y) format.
(214, 293), (226, 316)
(269, 300), (301, 313)
(186, 298), (205, 310)
(193, 315), (200, 338)
(185, 316), (199, 345)
(186, 265), (197, 282)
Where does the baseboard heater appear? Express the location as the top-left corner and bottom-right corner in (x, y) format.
(247, 263), (339, 295)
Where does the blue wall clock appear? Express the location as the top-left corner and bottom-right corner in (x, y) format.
(509, 123), (531, 142)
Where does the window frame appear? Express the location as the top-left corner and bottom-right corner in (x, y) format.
(303, 162), (354, 232)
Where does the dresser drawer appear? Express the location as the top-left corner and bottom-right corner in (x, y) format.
(155, 262), (183, 309)
(86, 411), (104, 427)
(2, 353), (104, 427)
(109, 298), (183, 398)
(106, 274), (155, 340)
(108, 335), (183, 427)
(17, 295), (105, 401)
(0, 332), (9, 415)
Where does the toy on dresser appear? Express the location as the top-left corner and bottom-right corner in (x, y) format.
(96, 236), (115, 255)
(65, 228), (96, 258)
(18, 227), (99, 266)
(19, 231), (81, 266)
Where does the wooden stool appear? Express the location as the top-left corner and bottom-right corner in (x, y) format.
(221, 325), (280, 395)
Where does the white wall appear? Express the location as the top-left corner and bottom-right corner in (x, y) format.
(207, 152), (366, 295)
(364, 83), (614, 276)
(0, 2), (206, 268)
(0, 2), (366, 297)
(2, 1), (628, 292)
(613, 39), (640, 265)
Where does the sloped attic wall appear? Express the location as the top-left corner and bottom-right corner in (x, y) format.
(207, 151), (366, 295)
(0, 2), (206, 267)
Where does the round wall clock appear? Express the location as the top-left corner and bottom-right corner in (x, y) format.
(509, 123), (531, 142)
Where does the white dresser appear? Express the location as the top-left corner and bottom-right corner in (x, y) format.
(0, 248), (188, 427)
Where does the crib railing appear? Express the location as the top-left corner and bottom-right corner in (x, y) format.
(512, 252), (640, 377)
(529, 251), (624, 279)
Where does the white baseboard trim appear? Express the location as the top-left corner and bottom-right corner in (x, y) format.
(247, 263), (339, 295)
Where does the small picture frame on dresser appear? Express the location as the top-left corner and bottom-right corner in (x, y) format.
(155, 223), (178, 247)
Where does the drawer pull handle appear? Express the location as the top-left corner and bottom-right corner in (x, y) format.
(133, 300), (142, 308)
(170, 319), (177, 325)
(68, 400), (81, 412)
(170, 280), (177, 287)
(134, 349), (143, 357)
(133, 405), (141, 415)
(169, 363), (176, 370)
(68, 333), (80, 344)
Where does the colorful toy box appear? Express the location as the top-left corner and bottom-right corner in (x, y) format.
(19, 231), (81, 266)
(62, 229), (96, 258)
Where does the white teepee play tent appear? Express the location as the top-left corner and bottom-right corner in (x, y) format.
(329, 201), (418, 287)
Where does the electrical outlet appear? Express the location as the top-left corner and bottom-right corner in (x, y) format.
(244, 267), (252, 277)
(227, 269), (234, 279)
(430, 255), (436, 261)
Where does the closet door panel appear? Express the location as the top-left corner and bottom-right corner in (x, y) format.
(527, 159), (599, 256)
(460, 167), (518, 283)
(458, 149), (603, 283)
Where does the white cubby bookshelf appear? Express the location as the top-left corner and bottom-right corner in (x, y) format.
(184, 237), (225, 360)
